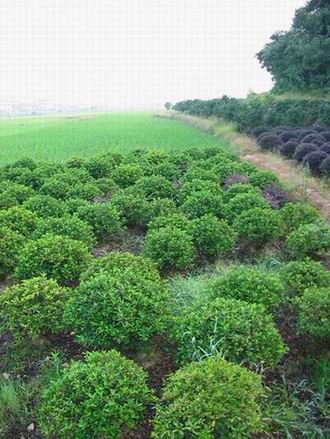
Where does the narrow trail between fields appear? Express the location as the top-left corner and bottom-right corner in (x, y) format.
(157, 112), (330, 221)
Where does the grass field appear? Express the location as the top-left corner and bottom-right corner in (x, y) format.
(0, 112), (227, 165)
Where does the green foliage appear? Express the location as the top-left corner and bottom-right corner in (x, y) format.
(23, 194), (66, 218)
(152, 356), (265, 439)
(112, 163), (144, 187)
(257, 0), (330, 91)
(143, 226), (195, 270)
(181, 190), (224, 219)
(38, 350), (154, 439)
(280, 259), (330, 296)
(0, 276), (68, 338)
(76, 202), (123, 241)
(32, 215), (96, 249)
(224, 192), (270, 221)
(0, 227), (24, 278)
(0, 181), (34, 204)
(175, 297), (287, 367)
(148, 212), (190, 231)
(94, 177), (119, 197)
(15, 234), (92, 284)
(178, 179), (221, 203)
(191, 214), (237, 258)
(223, 182), (260, 203)
(279, 202), (321, 234)
(85, 154), (119, 178)
(65, 255), (170, 348)
(110, 188), (148, 226)
(144, 198), (177, 224)
(207, 265), (283, 311)
(0, 206), (38, 236)
(134, 175), (175, 200)
(234, 207), (281, 245)
(297, 287), (330, 339)
(247, 169), (279, 190)
(287, 223), (330, 257)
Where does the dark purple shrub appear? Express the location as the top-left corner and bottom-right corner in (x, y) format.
(279, 131), (298, 143)
(320, 157), (330, 177)
(279, 140), (299, 159)
(263, 183), (291, 209)
(298, 129), (317, 142)
(258, 134), (282, 151)
(302, 151), (328, 176)
(301, 134), (326, 146)
(320, 131), (330, 141)
(294, 143), (318, 163)
(252, 126), (270, 138)
(320, 143), (330, 155)
(273, 126), (290, 135)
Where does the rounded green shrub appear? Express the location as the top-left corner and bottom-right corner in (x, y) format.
(224, 192), (270, 221)
(223, 182), (259, 203)
(144, 198), (177, 224)
(134, 175), (175, 200)
(65, 261), (170, 348)
(40, 178), (72, 199)
(280, 259), (330, 296)
(32, 215), (96, 249)
(248, 169), (279, 189)
(23, 194), (66, 218)
(15, 234), (92, 284)
(207, 265), (283, 310)
(0, 181), (35, 203)
(279, 202), (320, 235)
(176, 298), (286, 367)
(85, 154), (119, 178)
(0, 276), (68, 338)
(110, 188), (148, 227)
(148, 212), (190, 231)
(191, 214), (237, 258)
(178, 179), (220, 203)
(234, 207), (281, 245)
(94, 177), (119, 197)
(181, 190), (224, 219)
(67, 182), (101, 201)
(63, 198), (90, 215)
(143, 226), (195, 270)
(0, 206), (38, 236)
(0, 191), (18, 209)
(297, 287), (330, 340)
(0, 227), (24, 278)
(76, 202), (123, 241)
(112, 163), (144, 188)
(38, 350), (153, 439)
(182, 167), (219, 184)
(287, 223), (330, 257)
(152, 356), (265, 439)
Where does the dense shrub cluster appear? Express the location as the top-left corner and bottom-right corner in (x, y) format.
(0, 147), (329, 438)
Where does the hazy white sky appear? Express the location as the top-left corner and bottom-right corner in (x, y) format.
(0, 0), (306, 109)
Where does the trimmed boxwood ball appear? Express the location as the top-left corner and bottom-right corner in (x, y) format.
(178, 179), (221, 203)
(94, 177), (119, 197)
(224, 192), (269, 222)
(180, 190), (224, 219)
(67, 182), (101, 201)
(112, 163), (144, 188)
(64, 260), (170, 348)
(252, 126), (270, 137)
(206, 265), (283, 311)
(294, 143), (318, 163)
(110, 188), (148, 227)
(0, 181), (35, 203)
(32, 215), (96, 249)
(181, 166), (219, 184)
(279, 140), (299, 158)
(223, 183), (260, 203)
(38, 350), (154, 439)
(320, 131), (330, 141)
(15, 234), (92, 284)
(0, 276), (68, 339)
(320, 156), (330, 177)
(287, 223), (330, 258)
(148, 212), (190, 232)
(258, 133), (282, 150)
(175, 297), (287, 367)
(301, 133), (326, 146)
(234, 207), (281, 245)
(143, 198), (177, 225)
(0, 206), (38, 236)
(143, 226), (194, 270)
(85, 154), (120, 178)
(296, 287), (330, 340)
(320, 142), (330, 155)
(279, 202), (320, 235)
(40, 178), (72, 199)
(76, 202), (123, 241)
(302, 151), (328, 176)
(23, 194), (66, 218)
(152, 356), (265, 439)
(134, 175), (175, 200)
(248, 169), (279, 190)
(191, 214), (237, 258)
(0, 227), (24, 278)
(280, 259), (330, 296)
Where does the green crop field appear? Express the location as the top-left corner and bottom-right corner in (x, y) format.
(0, 112), (227, 165)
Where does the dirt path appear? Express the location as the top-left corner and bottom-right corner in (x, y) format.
(157, 112), (330, 221)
